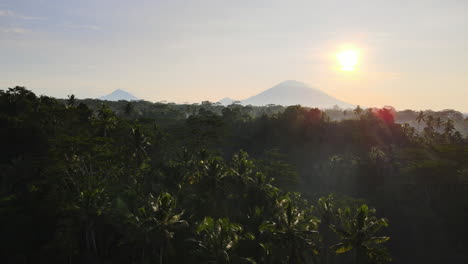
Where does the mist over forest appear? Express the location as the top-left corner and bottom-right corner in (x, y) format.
(2, 86), (468, 264)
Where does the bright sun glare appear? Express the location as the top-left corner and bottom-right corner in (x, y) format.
(337, 50), (358, 71)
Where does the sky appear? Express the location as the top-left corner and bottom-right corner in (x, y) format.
(1, 0), (467, 111)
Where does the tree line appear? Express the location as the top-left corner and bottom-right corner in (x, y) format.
(1, 86), (468, 263)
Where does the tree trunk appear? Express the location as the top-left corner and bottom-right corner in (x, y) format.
(355, 247), (364, 264)
(160, 246), (164, 264)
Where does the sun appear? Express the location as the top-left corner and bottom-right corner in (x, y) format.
(337, 50), (359, 71)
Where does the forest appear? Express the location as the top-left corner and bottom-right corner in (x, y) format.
(1, 86), (468, 264)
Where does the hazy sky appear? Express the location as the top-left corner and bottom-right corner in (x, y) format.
(1, 0), (467, 111)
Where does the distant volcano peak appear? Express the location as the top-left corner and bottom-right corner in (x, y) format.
(241, 80), (353, 108)
(218, 97), (237, 105)
(99, 89), (139, 101)
(278, 80), (306, 85)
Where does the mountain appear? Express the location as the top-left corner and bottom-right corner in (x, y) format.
(218, 97), (237, 105)
(99, 89), (139, 101)
(241, 80), (353, 109)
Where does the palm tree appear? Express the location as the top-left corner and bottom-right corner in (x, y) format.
(425, 115), (434, 127)
(128, 192), (188, 264)
(353, 105), (363, 118)
(67, 94), (76, 108)
(401, 123), (416, 140)
(435, 117), (443, 131)
(95, 104), (117, 137)
(61, 160), (112, 262)
(331, 204), (391, 264)
(123, 102), (133, 116)
(192, 217), (250, 264)
(129, 125), (151, 164)
(416, 111), (426, 131)
(424, 115), (435, 139)
(316, 195), (338, 264)
(259, 194), (319, 264)
(444, 119), (455, 135)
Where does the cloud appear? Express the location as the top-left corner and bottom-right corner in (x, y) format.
(0, 26), (30, 34)
(0, 10), (14, 16)
(0, 9), (46, 20)
(64, 24), (100, 31)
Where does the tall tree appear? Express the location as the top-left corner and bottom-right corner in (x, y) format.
(331, 205), (391, 264)
(416, 111), (426, 131)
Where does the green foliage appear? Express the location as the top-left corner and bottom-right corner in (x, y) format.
(330, 205), (391, 263)
(3, 87), (468, 263)
(258, 193), (319, 263)
(193, 217), (249, 263)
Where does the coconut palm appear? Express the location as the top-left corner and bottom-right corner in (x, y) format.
(353, 105), (363, 118)
(95, 104), (117, 137)
(435, 117), (443, 131)
(129, 125), (151, 163)
(401, 123), (416, 140)
(416, 111), (426, 131)
(423, 115), (435, 139)
(61, 159), (112, 262)
(259, 194), (319, 264)
(331, 204), (391, 264)
(127, 192), (188, 264)
(67, 94), (77, 108)
(425, 115), (434, 127)
(192, 217), (252, 264)
(124, 102), (134, 116)
(444, 119), (455, 135)
(316, 195), (338, 264)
